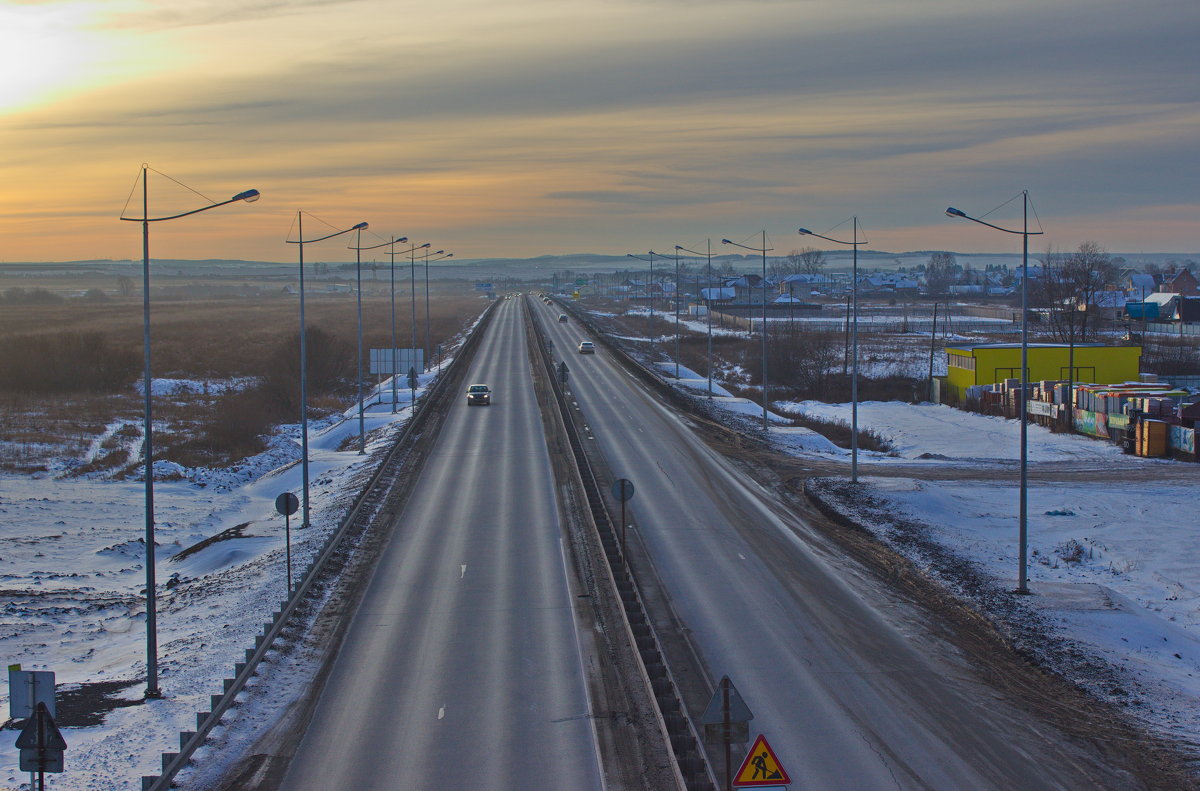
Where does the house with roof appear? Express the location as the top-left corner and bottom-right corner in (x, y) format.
(1160, 269), (1199, 297)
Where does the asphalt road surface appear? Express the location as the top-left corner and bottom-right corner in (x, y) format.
(534, 297), (1142, 791)
(279, 297), (605, 790)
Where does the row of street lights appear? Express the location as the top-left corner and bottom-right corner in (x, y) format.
(631, 197), (1038, 594)
(123, 168), (452, 698)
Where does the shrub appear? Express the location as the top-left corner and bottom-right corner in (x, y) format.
(0, 332), (139, 394)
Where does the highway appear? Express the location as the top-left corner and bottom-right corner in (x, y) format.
(278, 297), (605, 790)
(532, 295), (1140, 790)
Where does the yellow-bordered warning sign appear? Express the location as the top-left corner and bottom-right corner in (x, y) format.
(733, 733), (790, 787)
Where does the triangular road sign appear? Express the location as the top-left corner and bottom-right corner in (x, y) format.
(733, 733), (790, 787)
(15, 703), (67, 751)
(700, 676), (753, 725)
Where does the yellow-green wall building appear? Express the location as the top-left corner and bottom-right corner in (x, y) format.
(943, 343), (1142, 402)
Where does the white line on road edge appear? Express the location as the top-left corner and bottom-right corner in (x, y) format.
(438, 706), (445, 720)
(460, 564), (467, 579)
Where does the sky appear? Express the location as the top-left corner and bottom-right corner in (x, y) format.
(1, 0), (1198, 262)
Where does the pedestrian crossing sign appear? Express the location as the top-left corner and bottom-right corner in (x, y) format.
(733, 734), (790, 787)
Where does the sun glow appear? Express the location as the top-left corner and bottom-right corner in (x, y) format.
(0, 3), (108, 111)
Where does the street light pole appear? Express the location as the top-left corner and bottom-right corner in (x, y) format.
(354, 228), (365, 454)
(676, 241), (714, 397)
(119, 167), (259, 698)
(424, 249), (444, 370)
(285, 216), (369, 531)
(627, 252), (658, 350)
(945, 193), (1043, 594)
(799, 220), (862, 483)
(722, 233), (774, 432)
(350, 236), (416, 413)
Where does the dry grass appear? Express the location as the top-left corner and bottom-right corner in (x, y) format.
(0, 279), (487, 472)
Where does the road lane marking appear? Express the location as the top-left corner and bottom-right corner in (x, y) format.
(460, 564), (467, 579)
(738, 553), (747, 560)
(438, 706), (445, 720)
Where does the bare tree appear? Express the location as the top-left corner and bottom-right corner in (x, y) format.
(924, 252), (957, 296)
(784, 247), (827, 276)
(116, 275), (135, 297)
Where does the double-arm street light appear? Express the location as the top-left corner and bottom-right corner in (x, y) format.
(722, 233), (773, 432)
(351, 236), (420, 420)
(285, 215), (369, 531)
(626, 252), (658, 350)
(422, 249), (453, 370)
(119, 166), (259, 698)
(945, 193), (1043, 594)
(799, 220), (863, 483)
(676, 241), (715, 397)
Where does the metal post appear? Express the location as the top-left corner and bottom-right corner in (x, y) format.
(620, 497), (627, 566)
(285, 511), (292, 593)
(722, 677), (732, 791)
(140, 167), (161, 699)
(410, 246), (419, 382)
(424, 249), (432, 371)
(851, 217), (859, 484)
(298, 212), (311, 530)
(674, 251), (681, 379)
(707, 241), (713, 398)
(762, 230), (769, 432)
(390, 240), (397, 413)
(1018, 192), (1029, 593)
(928, 302), (938, 401)
(355, 228), (365, 455)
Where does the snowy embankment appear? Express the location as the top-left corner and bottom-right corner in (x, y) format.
(704, 391), (1200, 753)
(0, 367), (446, 791)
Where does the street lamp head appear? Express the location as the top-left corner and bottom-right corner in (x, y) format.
(232, 189), (260, 203)
(797, 228), (812, 236)
(352, 221), (369, 231)
(420, 242), (431, 249)
(434, 250), (444, 255)
(945, 207), (966, 218)
(720, 239), (732, 245)
(398, 236), (409, 243)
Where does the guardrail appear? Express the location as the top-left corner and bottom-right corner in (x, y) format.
(141, 300), (499, 791)
(525, 298), (715, 791)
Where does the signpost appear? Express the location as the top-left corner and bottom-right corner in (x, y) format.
(17, 702), (66, 784)
(275, 492), (300, 593)
(558, 361), (569, 388)
(701, 676), (754, 791)
(611, 478), (635, 563)
(9, 669), (65, 791)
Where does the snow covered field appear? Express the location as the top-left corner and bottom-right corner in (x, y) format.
(756, 396), (1200, 752)
(0, 370), (443, 791)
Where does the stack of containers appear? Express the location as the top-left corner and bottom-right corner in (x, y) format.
(1140, 419), (1169, 457)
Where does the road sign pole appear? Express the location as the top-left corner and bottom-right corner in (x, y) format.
(723, 677), (732, 791)
(620, 498), (627, 566)
(285, 511), (292, 593)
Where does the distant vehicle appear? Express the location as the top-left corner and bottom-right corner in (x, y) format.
(466, 384), (492, 406)
(558, 314), (568, 322)
(578, 341), (595, 354)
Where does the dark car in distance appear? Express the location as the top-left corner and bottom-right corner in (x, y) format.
(466, 384), (491, 406)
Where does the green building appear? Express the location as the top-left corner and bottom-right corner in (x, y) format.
(943, 343), (1142, 403)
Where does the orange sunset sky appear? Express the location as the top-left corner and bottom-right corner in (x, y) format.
(1, 0), (1197, 262)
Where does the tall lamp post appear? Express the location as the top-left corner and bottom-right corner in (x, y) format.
(119, 167), (259, 698)
(662, 248), (682, 378)
(627, 252), (658, 350)
(423, 250), (453, 370)
(285, 216), (369, 532)
(351, 236), (416, 414)
(945, 193), (1042, 594)
(799, 220), (862, 483)
(722, 233), (773, 432)
(676, 242), (714, 397)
